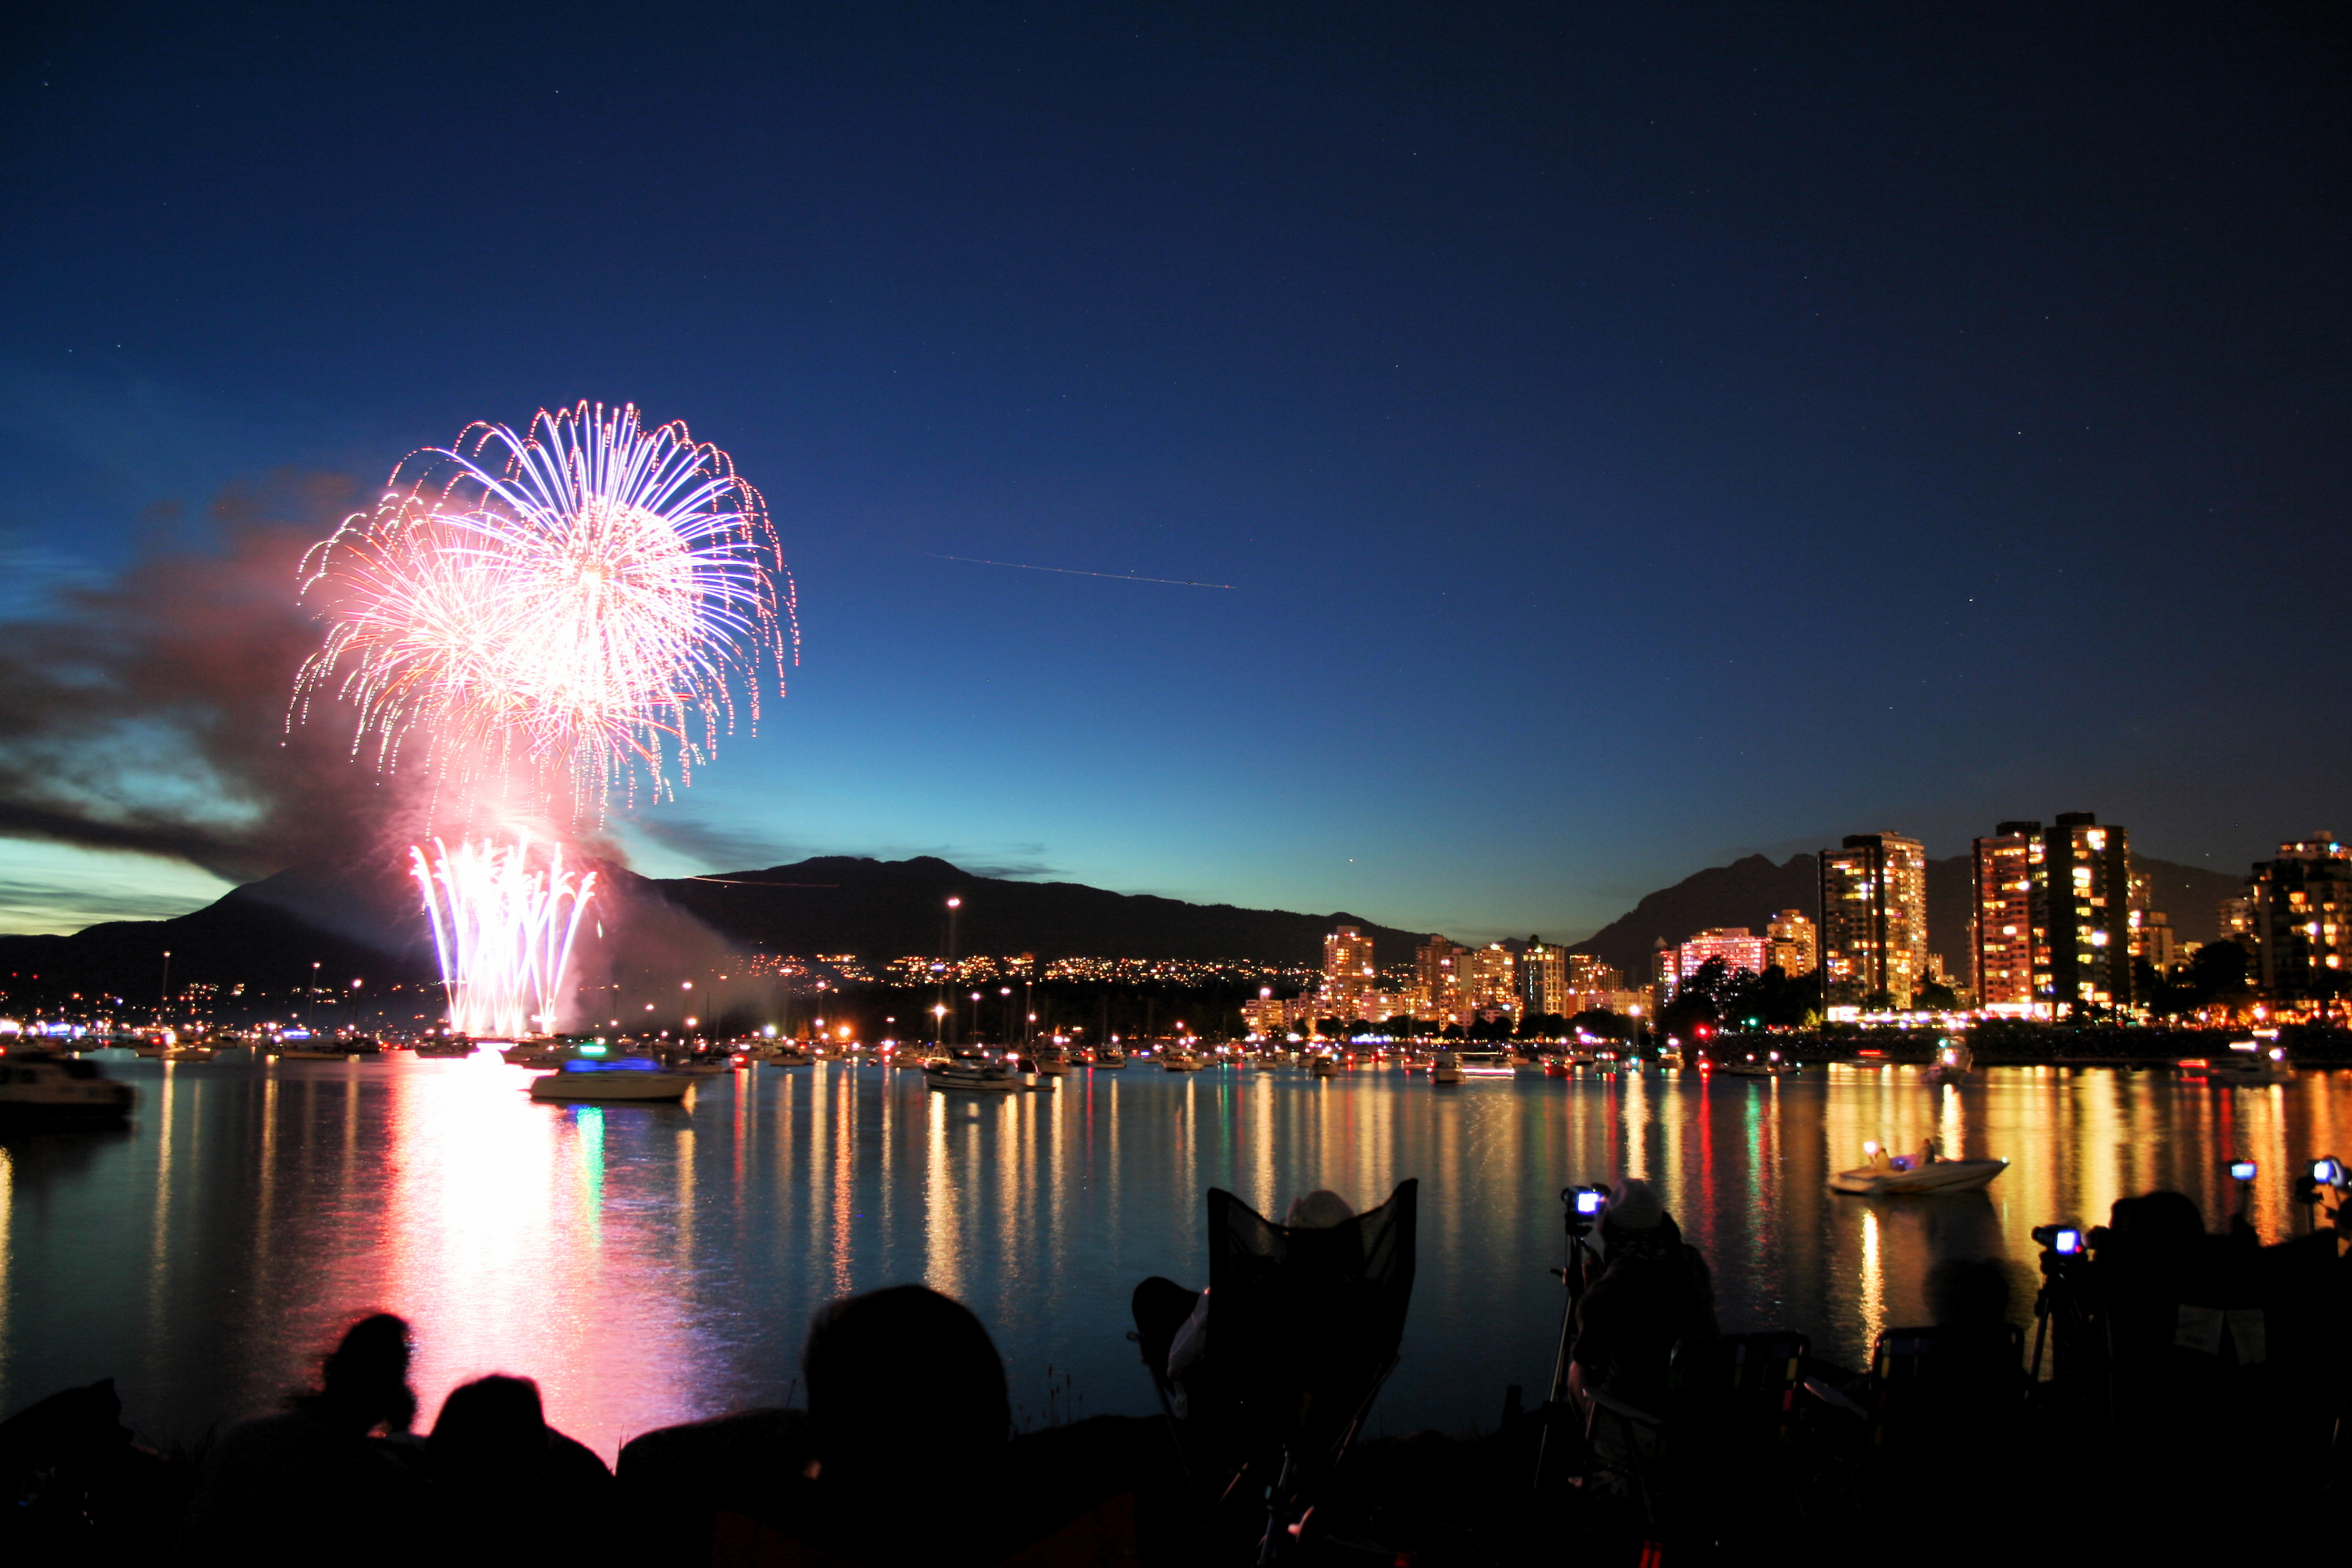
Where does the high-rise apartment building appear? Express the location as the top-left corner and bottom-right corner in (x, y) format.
(1765, 909), (1816, 975)
(1459, 944), (1517, 1015)
(1972, 821), (2042, 1013)
(2245, 834), (2352, 1000)
(1322, 925), (1376, 1010)
(1818, 832), (1929, 1007)
(1517, 939), (1570, 1015)
(1415, 934), (1465, 1020)
(1969, 813), (2134, 1018)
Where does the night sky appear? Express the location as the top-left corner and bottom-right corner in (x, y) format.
(1, 3), (2344, 942)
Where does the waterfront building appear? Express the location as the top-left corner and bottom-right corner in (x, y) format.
(1818, 832), (1929, 1007)
(1657, 928), (1770, 989)
(1240, 990), (1290, 1036)
(1765, 909), (1816, 975)
(1972, 822), (2042, 1013)
(1969, 813), (2134, 1019)
(2135, 910), (2179, 974)
(1558, 953), (1628, 1017)
(1460, 944), (1518, 1015)
(1516, 939), (1570, 1015)
(1416, 935), (1465, 1021)
(2219, 895), (2255, 944)
(2244, 834), (2352, 1000)
(1322, 925), (1377, 1012)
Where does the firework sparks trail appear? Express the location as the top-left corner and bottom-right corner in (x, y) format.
(412, 837), (596, 1038)
(297, 402), (791, 1036)
(297, 400), (796, 819)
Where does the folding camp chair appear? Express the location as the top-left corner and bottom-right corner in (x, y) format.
(1139, 1180), (1418, 1564)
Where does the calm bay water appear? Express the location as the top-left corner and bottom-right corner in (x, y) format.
(3, 1051), (2347, 1460)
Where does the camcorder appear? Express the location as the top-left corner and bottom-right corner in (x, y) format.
(1562, 1183), (1609, 1237)
(2031, 1223), (2084, 1257)
(2293, 1155), (2345, 1218)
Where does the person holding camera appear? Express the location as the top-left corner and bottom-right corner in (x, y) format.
(1565, 1178), (1718, 1417)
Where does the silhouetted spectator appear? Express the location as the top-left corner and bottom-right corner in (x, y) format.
(179, 1312), (424, 1563)
(1567, 1178), (1718, 1415)
(427, 1374), (613, 1565)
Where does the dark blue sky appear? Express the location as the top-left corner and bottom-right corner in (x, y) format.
(1, 2), (2344, 940)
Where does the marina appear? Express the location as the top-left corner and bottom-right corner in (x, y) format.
(0, 1047), (2343, 1462)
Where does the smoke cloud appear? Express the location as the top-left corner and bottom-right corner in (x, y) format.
(0, 470), (427, 885)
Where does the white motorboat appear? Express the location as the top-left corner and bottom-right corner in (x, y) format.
(1429, 1051), (1464, 1085)
(528, 1058), (693, 1102)
(1830, 1139), (2006, 1196)
(1031, 1047), (1071, 1077)
(1310, 1054), (1339, 1077)
(1092, 1049), (1126, 1069)
(0, 1051), (136, 1122)
(926, 1058), (1022, 1093)
(1162, 1050), (1206, 1072)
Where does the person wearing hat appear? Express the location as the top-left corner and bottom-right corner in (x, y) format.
(1565, 1177), (1718, 1416)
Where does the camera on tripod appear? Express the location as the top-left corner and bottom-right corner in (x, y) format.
(2031, 1222), (2084, 1257)
(1562, 1183), (1608, 1237)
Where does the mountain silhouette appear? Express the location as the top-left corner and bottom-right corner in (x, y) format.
(0, 846), (2250, 1000)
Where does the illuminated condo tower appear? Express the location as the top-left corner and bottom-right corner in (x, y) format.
(1517, 939), (1569, 1015)
(1970, 813), (2134, 1019)
(1322, 925), (1376, 1011)
(2244, 833), (2352, 1000)
(1817, 832), (1928, 1007)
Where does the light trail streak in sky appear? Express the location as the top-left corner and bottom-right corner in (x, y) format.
(930, 554), (1236, 589)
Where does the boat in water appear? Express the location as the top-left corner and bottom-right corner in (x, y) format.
(1429, 1051), (1464, 1085)
(1162, 1049), (1206, 1072)
(2190, 1040), (2292, 1084)
(1310, 1054), (1339, 1077)
(499, 1041), (569, 1068)
(527, 1057), (693, 1103)
(413, 1038), (476, 1058)
(1093, 1048), (1126, 1068)
(926, 1057), (1022, 1093)
(1031, 1046), (1071, 1077)
(1712, 1051), (1797, 1077)
(1923, 1041), (1974, 1086)
(0, 1050), (136, 1122)
(1829, 1138), (2007, 1196)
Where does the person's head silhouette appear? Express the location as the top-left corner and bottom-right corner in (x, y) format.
(431, 1375), (549, 1482)
(306, 1313), (416, 1435)
(804, 1286), (1008, 1489)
